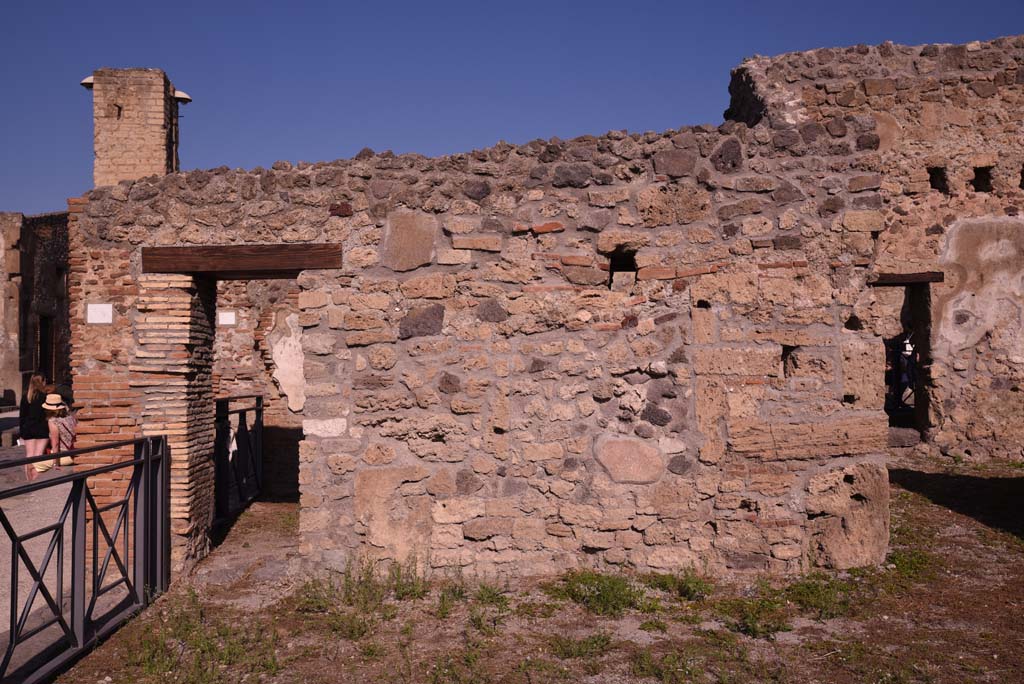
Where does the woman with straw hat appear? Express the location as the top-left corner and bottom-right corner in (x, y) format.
(31, 393), (75, 476)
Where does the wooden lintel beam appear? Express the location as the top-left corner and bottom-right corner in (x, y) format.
(142, 244), (343, 276)
(869, 271), (945, 286)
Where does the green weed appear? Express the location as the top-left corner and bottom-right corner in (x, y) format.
(642, 569), (713, 602)
(543, 570), (649, 617)
(547, 632), (611, 659)
(784, 571), (855, 619)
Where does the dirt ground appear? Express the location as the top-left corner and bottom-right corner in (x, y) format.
(57, 452), (1024, 684)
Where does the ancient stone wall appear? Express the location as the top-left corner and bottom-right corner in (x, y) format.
(738, 35), (1024, 459)
(68, 35), (1024, 575)
(0, 212), (71, 403)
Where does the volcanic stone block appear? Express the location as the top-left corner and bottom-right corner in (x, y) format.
(463, 179), (491, 200)
(381, 211), (437, 271)
(398, 304), (445, 339)
(476, 298), (508, 322)
(710, 137), (743, 173)
(594, 436), (665, 484)
(652, 149), (697, 178)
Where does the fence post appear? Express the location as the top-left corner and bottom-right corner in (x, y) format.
(70, 478), (86, 647)
(254, 396), (264, 488)
(156, 436), (170, 592)
(132, 440), (149, 606)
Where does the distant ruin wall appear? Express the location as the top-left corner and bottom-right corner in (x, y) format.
(68, 35), (1024, 574)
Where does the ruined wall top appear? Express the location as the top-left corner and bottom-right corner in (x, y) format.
(728, 34), (1024, 126)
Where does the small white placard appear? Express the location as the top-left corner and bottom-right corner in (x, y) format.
(217, 310), (237, 326)
(86, 303), (113, 324)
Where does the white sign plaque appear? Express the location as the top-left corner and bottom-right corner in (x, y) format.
(86, 303), (113, 324)
(217, 310), (237, 326)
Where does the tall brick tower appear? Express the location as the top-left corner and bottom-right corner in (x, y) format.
(80, 68), (191, 187)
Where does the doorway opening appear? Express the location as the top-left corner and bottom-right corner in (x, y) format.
(880, 282), (934, 434)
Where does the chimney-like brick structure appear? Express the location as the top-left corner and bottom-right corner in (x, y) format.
(86, 68), (183, 187)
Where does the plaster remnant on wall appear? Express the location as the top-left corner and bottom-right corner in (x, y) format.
(269, 311), (306, 412)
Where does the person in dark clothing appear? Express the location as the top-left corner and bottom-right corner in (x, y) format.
(19, 373), (49, 481)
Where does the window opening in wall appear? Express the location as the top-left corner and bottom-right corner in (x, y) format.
(970, 166), (993, 193)
(607, 247), (637, 289)
(1019, 165), (1024, 190)
(927, 167), (950, 195)
(883, 283), (932, 435)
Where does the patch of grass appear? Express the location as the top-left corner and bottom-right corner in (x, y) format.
(639, 619), (668, 633)
(125, 590), (280, 682)
(717, 586), (791, 639)
(543, 570), (649, 617)
(888, 548), (934, 582)
(474, 583), (509, 610)
(630, 648), (703, 683)
(547, 632), (611, 659)
(437, 581), (468, 619)
(429, 637), (489, 684)
(294, 577), (337, 614)
(359, 641), (385, 659)
(390, 558), (429, 601)
(784, 571), (855, 619)
(513, 657), (571, 681)
(468, 605), (504, 636)
(328, 610), (373, 640)
(514, 599), (559, 620)
(642, 569), (713, 602)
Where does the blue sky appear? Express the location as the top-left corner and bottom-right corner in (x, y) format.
(2, 0), (1022, 214)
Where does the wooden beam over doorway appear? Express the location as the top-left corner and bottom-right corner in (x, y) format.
(142, 243), (343, 279)
(868, 271), (945, 286)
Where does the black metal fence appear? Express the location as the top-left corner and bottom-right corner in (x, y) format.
(0, 436), (169, 683)
(213, 395), (263, 524)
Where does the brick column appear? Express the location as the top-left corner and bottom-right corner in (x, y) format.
(132, 274), (216, 567)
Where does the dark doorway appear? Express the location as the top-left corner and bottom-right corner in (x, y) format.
(883, 283), (933, 434)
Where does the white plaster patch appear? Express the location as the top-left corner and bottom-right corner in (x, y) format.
(979, 239), (1017, 262)
(269, 312), (306, 412)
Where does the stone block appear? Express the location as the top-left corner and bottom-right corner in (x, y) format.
(452, 234), (502, 251)
(594, 435), (665, 484)
(381, 210), (437, 271)
(841, 335), (885, 409)
(727, 414), (888, 459)
(398, 304), (445, 339)
(843, 210), (883, 232)
(692, 345), (781, 376)
(806, 462), (889, 569)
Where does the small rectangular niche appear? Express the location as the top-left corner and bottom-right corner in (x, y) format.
(607, 247), (637, 290)
(970, 166), (994, 193)
(927, 167), (950, 195)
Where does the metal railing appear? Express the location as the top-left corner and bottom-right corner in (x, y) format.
(213, 395), (263, 524)
(0, 436), (169, 683)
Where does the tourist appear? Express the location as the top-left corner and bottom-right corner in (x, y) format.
(19, 373), (49, 480)
(43, 393), (76, 470)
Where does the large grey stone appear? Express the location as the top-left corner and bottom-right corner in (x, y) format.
(381, 211), (437, 271)
(594, 435), (665, 484)
(652, 150), (697, 178)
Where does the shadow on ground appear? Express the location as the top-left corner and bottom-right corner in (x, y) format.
(889, 467), (1024, 539)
